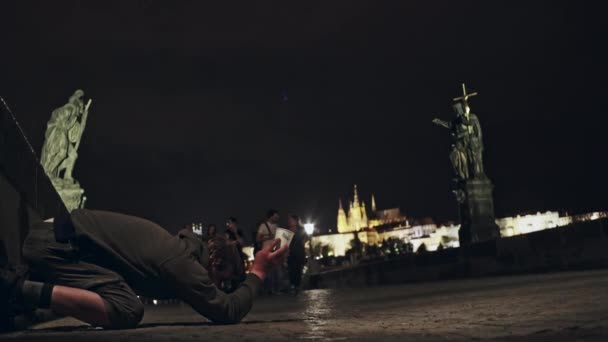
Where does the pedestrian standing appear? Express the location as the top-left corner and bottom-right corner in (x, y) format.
(287, 214), (306, 295)
(205, 224), (217, 242)
(225, 217), (245, 250)
(256, 209), (280, 294)
(224, 217), (246, 292)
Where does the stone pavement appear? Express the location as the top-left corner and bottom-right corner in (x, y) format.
(1, 269), (608, 341)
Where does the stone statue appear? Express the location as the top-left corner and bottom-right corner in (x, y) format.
(466, 111), (484, 178)
(40, 90), (91, 211)
(433, 84), (487, 180)
(453, 89), (485, 179)
(432, 102), (471, 181)
(450, 140), (469, 180)
(433, 83), (500, 245)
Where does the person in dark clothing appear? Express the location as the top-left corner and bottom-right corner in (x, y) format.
(256, 209), (281, 294)
(205, 223), (218, 242)
(224, 217), (246, 293)
(225, 217), (245, 250)
(286, 214), (306, 295)
(0, 209), (288, 331)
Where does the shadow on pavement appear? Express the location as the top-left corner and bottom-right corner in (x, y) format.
(242, 318), (304, 324)
(22, 318), (305, 334)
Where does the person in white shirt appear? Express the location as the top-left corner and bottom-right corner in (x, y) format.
(256, 209), (281, 294)
(256, 209), (279, 248)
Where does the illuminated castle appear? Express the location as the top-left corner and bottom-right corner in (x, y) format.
(337, 184), (409, 233)
(337, 185), (373, 233)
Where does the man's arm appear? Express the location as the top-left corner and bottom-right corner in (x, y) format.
(161, 257), (261, 324)
(161, 240), (288, 324)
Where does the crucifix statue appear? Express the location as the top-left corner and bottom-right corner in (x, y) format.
(433, 83), (486, 180)
(432, 83), (499, 245)
(455, 83), (484, 179)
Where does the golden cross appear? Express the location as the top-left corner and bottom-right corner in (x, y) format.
(452, 83), (478, 103)
(452, 83), (477, 118)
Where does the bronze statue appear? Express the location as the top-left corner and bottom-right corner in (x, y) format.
(433, 102), (471, 180)
(466, 111), (484, 178)
(433, 83), (500, 245)
(433, 84), (486, 180)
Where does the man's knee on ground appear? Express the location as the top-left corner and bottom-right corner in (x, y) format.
(103, 296), (144, 329)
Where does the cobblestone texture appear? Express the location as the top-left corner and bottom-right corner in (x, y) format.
(2, 269), (607, 341)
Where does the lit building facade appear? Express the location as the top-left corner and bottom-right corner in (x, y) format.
(187, 222), (204, 236)
(496, 211), (571, 237)
(337, 184), (408, 233)
(312, 210), (608, 257)
(338, 185), (369, 232)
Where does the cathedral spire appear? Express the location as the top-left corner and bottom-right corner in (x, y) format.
(361, 200), (369, 227)
(337, 197), (348, 233)
(353, 184), (360, 207)
(371, 194), (377, 212)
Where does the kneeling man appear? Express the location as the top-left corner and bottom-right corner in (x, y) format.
(1, 209), (287, 330)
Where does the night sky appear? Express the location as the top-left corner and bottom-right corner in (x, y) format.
(1, 1), (607, 237)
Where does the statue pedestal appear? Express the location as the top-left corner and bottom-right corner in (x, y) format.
(457, 177), (500, 246)
(53, 180), (85, 212)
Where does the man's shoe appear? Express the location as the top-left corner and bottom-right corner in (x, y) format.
(0, 265), (27, 332)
